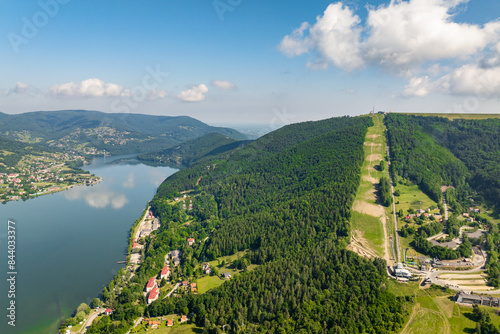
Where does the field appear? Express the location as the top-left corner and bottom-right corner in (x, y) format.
(402, 113), (500, 120)
(196, 275), (224, 294)
(196, 251), (258, 294)
(394, 183), (437, 213)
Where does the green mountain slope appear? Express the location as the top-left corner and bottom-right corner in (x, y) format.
(386, 113), (500, 212)
(137, 133), (252, 168)
(385, 114), (470, 202)
(85, 115), (408, 334)
(0, 110), (246, 155)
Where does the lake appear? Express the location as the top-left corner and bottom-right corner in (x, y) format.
(0, 155), (177, 334)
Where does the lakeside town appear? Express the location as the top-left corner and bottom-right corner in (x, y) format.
(0, 152), (101, 202)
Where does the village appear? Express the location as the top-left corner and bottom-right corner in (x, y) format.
(0, 152), (100, 202)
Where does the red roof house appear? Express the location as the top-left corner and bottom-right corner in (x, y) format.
(147, 288), (160, 304)
(160, 266), (170, 280)
(145, 277), (156, 292)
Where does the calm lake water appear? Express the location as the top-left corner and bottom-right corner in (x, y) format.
(0, 155), (177, 334)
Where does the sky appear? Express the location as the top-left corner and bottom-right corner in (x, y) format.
(0, 0), (499, 127)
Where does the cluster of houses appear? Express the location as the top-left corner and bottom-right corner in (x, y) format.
(405, 209), (443, 222)
(142, 315), (188, 329)
(462, 212), (475, 223)
(0, 153), (99, 201)
(145, 265), (171, 304)
(169, 250), (182, 267)
(203, 262), (212, 275)
(130, 211), (162, 265)
(182, 281), (198, 294)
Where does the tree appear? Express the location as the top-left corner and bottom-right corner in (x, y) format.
(91, 298), (102, 308)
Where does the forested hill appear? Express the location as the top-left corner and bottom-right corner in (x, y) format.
(0, 110), (246, 155)
(98, 115), (408, 334)
(385, 113), (500, 212)
(385, 114), (469, 202)
(137, 133), (252, 168)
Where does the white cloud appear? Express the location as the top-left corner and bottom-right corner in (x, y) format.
(364, 0), (496, 69)
(279, 3), (363, 71)
(279, 22), (312, 57)
(50, 78), (131, 98)
(8, 82), (33, 95)
(177, 84), (208, 102)
(403, 64), (500, 97)
(279, 0), (500, 72)
(211, 80), (237, 90)
(147, 89), (168, 100)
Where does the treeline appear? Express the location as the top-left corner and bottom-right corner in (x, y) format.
(412, 235), (471, 260)
(378, 176), (392, 207)
(384, 114), (469, 202)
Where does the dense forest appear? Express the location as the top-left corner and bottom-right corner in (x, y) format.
(384, 114), (469, 202)
(84, 115), (411, 333)
(385, 113), (500, 214)
(137, 133), (252, 168)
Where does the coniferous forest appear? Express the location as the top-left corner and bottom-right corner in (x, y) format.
(86, 116), (410, 333)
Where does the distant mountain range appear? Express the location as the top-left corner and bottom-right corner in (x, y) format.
(0, 110), (246, 155)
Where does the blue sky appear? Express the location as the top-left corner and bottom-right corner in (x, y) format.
(1, 0), (499, 126)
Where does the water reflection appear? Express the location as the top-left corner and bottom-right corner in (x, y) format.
(123, 172), (136, 189)
(64, 185), (129, 209)
(149, 169), (171, 187)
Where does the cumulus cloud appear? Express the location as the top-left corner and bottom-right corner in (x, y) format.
(177, 84), (208, 102)
(404, 64), (500, 97)
(279, 4), (363, 71)
(8, 82), (34, 95)
(147, 89), (168, 100)
(211, 80), (237, 90)
(280, 0), (499, 71)
(280, 0), (500, 97)
(50, 78), (131, 98)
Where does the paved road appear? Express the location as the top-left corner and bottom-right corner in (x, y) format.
(79, 309), (104, 333)
(386, 142), (401, 263)
(165, 282), (181, 298)
(125, 317), (144, 334)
